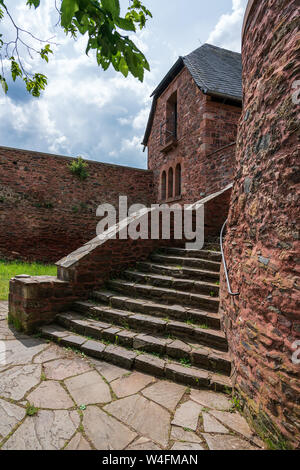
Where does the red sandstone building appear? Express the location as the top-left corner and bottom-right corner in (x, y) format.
(143, 43), (242, 204)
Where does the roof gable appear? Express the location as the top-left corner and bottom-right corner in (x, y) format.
(142, 44), (242, 147)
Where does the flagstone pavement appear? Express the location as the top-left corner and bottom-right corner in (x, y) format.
(0, 301), (264, 451)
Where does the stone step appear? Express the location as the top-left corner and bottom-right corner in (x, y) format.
(136, 261), (220, 283)
(56, 311), (231, 375)
(107, 279), (220, 313)
(39, 322), (232, 392)
(160, 247), (222, 262)
(73, 299), (227, 351)
(122, 270), (219, 297)
(151, 253), (221, 272)
(90, 291), (221, 328)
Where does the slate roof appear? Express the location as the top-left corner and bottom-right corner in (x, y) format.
(183, 43), (242, 101)
(142, 44), (242, 146)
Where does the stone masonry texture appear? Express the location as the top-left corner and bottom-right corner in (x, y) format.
(220, 0), (300, 449)
(0, 147), (154, 263)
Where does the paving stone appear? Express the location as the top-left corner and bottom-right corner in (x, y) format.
(209, 372), (232, 392)
(0, 398), (26, 438)
(171, 426), (203, 443)
(102, 327), (122, 342)
(33, 344), (69, 363)
(0, 323), (20, 340)
(65, 433), (92, 450)
(142, 381), (185, 411)
(4, 338), (48, 365)
(202, 433), (257, 451)
(3, 410), (80, 450)
(209, 410), (253, 439)
(83, 406), (137, 450)
(0, 364), (41, 400)
(127, 437), (161, 451)
(171, 400), (202, 431)
(166, 340), (191, 359)
(43, 358), (91, 380)
(41, 325), (70, 339)
(61, 335), (87, 348)
(133, 334), (167, 354)
(202, 412), (229, 433)
(135, 354), (165, 377)
(171, 442), (204, 450)
(85, 323), (109, 339)
(90, 359), (128, 382)
(116, 330), (137, 347)
(65, 370), (111, 405)
(103, 344), (137, 369)
(190, 389), (232, 410)
(129, 314), (166, 333)
(104, 394), (170, 447)
(81, 340), (105, 358)
(111, 372), (155, 398)
(166, 363), (210, 387)
(27, 381), (74, 409)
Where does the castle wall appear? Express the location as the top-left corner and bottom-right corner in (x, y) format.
(147, 66), (241, 207)
(0, 146), (154, 263)
(220, 0), (300, 449)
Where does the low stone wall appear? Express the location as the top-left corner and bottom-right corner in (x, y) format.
(0, 146), (154, 263)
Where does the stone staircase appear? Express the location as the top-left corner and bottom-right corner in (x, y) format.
(40, 243), (232, 392)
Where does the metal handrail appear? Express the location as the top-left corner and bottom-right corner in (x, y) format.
(220, 219), (240, 296)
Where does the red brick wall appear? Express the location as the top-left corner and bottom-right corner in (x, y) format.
(220, 0), (300, 449)
(0, 147), (154, 263)
(147, 66), (241, 206)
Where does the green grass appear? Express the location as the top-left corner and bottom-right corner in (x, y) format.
(0, 260), (57, 301)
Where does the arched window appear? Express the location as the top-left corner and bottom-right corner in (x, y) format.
(161, 171), (166, 200)
(168, 167), (173, 199)
(175, 163), (181, 196)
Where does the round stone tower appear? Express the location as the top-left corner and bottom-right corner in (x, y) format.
(220, 0), (300, 449)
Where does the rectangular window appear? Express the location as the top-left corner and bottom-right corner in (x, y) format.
(166, 91), (178, 142)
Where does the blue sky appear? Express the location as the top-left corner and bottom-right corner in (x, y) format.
(0, 0), (248, 168)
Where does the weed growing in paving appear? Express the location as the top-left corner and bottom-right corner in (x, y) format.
(180, 358), (191, 368)
(26, 403), (38, 416)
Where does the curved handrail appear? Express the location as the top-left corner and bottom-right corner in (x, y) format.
(220, 219), (240, 296)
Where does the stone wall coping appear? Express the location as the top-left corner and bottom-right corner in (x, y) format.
(11, 275), (68, 285)
(0, 145), (152, 173)
(187, 183), (233, 211)
(56, 183), (233, 269)
(56, 207), (155, 269)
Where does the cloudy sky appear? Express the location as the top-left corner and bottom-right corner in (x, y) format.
(0, 0), (248, 168)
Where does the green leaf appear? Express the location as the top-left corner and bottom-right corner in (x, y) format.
(26, 0), (40, 8)
(115, 16), (136, 32)
(101, 0), (120, 19)
(119, 56), (128, 77)
(0, 75), (8, 94)
(61, 0), (79, 28)
(10, 58), (22, 81)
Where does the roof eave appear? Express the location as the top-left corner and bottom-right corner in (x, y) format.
(204, 88), (242, 104)
(150, 57), (184, 98)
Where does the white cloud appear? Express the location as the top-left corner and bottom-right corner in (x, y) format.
(207, 0), (248, 52)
